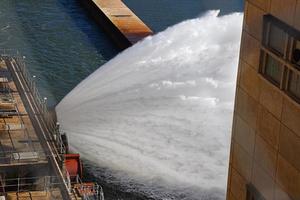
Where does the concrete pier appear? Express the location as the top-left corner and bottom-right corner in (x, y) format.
(81, 0), (153, 49)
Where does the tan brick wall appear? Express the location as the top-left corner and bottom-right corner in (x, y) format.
(227, 0), (300, 199)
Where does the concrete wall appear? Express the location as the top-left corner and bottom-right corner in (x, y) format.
(227, 0), (300, 200)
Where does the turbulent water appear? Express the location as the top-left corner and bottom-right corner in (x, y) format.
(57, 11), (243, 200)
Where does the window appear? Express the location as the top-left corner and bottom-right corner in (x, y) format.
(267, 24), (287, 56)
(292, 40), (300, 67)
(288, 71), (300, 100)
(260, 15), (300, 103)
(264, 54), (283, 86)
(246, 184), (265, 200)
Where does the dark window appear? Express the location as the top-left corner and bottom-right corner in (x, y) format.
(292, 40), (300, 67)
(288, 71), (300, 100)
(268, 24), (286, 56)
(264, 54), (283, 86)
(246, 184), (265, 200)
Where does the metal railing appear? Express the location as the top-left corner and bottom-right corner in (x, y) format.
(0, 149), (63, 165)
(66, 171), (104, 200)
(0, 55), (45, 164)
(0, 49), (56, 130)
(0, 50), (105, 200)
(14, 55), (69, 159)
(1, 176), (64, 196)
(14, 55), (56, 130)
(0, 51), (67, 159)
(7, 85), (39, 162)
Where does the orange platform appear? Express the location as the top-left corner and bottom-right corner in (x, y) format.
(81, 0), (153, 49)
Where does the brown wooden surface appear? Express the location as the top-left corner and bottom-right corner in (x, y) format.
(0, 59), (47, 167)
(7, 190), (63, 200)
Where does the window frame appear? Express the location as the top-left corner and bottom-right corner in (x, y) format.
(263, 21), (288, 57)
(260, 50), (285, 88)
(291, 38), (300, 68)
(260, 15), (300, 103)
(286, 68), (300, 102)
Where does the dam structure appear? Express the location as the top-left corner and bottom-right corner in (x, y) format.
(0, 50), (103, 200)
(80, 0), (153, 49)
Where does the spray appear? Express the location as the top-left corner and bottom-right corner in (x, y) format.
(57, 11), (243, 199)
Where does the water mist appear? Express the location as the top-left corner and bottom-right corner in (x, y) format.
(57, 11), (243, 200)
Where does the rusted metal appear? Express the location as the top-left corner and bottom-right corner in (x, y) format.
(81, 0), (153, 49)
(64, 154), (83, 180)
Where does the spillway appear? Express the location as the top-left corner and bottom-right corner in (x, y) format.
(57, 11), (243, 200)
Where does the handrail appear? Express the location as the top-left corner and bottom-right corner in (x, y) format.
(0, 51), (72, 200)
(0, 58), (45, 164)
(71, 174), (105, 200)
(6, 53), (68, 160)
(0, 50), (105, 200)
(3, 176), (64, 193)
(13, 54), (56, 130)
(7, 81), (38, 159)
(0, 149), (67, 159)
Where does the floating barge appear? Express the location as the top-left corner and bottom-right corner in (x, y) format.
(0, 50), (103, 200)
(81, 0), (153, 49)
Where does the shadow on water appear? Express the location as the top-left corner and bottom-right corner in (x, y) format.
(56, 0), (119, 58)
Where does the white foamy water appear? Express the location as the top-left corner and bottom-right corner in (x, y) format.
(57, 11), (243, 200)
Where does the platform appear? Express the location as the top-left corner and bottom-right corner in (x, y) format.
(0, 59), (47, 167)
(0, 52), (104, 200)
(0, 55), (70, 199)
(6, 190), (63, 200)
(81, 0), (153, 49)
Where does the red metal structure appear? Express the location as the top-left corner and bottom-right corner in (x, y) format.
(65, 154), (83, 180)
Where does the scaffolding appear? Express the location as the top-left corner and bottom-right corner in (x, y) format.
(0, 58), (46, 166)
(0, 51), (67, 199)
(0, 176), (65, 200)
(0, 50), (104, 200)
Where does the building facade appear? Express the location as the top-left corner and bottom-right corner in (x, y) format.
(227, 0), (300, 200)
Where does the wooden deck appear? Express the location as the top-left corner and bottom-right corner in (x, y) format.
(0, 55), (72, 199)
(0, 59), (47, 167)
(81, 0), (153, 49)
(6, 189), (63, 200)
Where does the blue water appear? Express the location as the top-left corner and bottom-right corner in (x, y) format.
(0, 0), (118, 105)
(124, 0), (243, 32)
